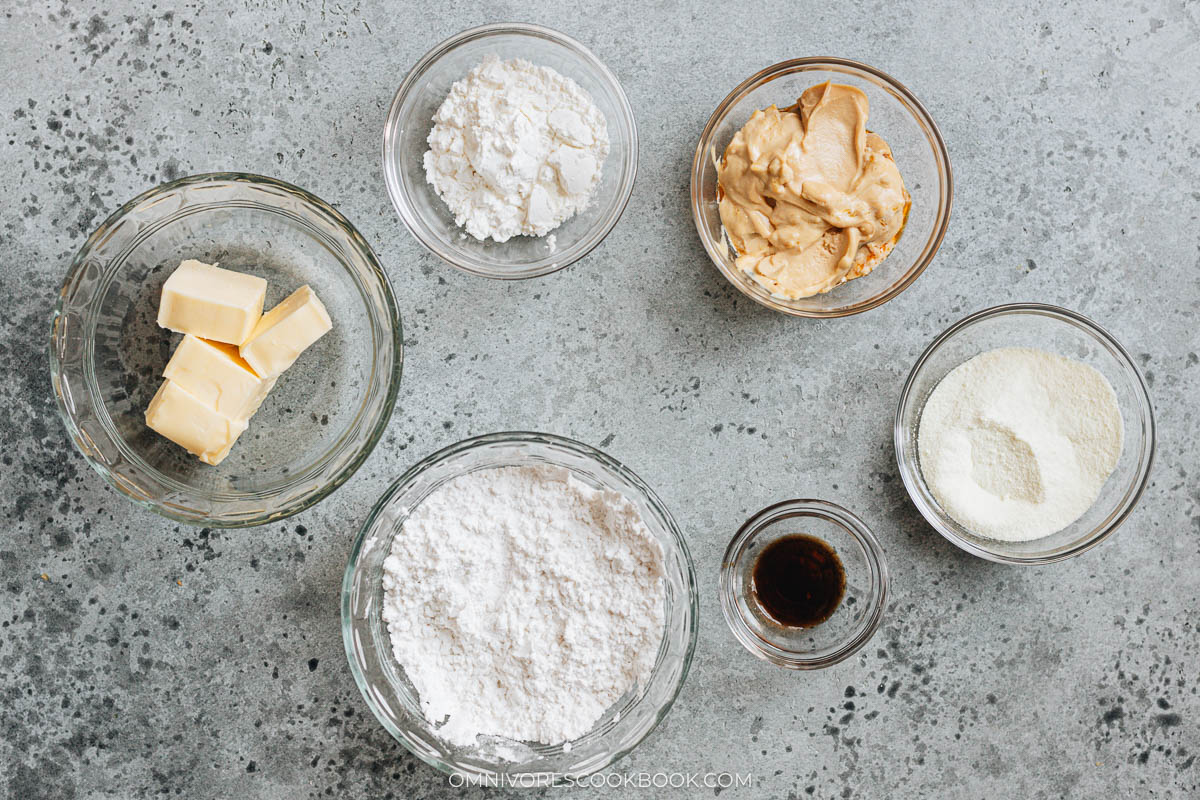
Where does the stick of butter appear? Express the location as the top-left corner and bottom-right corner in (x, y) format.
(145, 380), (249, 466)
(157, 259), (268, 345)
(163, 335), (277, 420)
(239, 285), (333, 378)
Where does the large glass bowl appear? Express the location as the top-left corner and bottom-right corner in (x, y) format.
(895, 304), (1155, 564)
(691, 57), (953, 317)
(49, 173), (402, 527)
(382, 23), (638, 279)
(342, 432), (698, 779)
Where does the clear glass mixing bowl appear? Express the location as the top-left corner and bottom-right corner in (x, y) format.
(49, 173), (402, 527)
(895, 304), (1155, 564)
(691, 57), (953, 317)
(341, 432), (698, 780)
(383, 23), (638, 279)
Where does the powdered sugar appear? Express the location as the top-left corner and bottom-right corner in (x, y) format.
(422, 55), (609, 242)
(380, 464), (665, 748)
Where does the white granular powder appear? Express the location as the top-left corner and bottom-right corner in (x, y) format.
(422, 55), (609, 242)
(917, 347), (1124, 541)
(381, 464), (665, 747)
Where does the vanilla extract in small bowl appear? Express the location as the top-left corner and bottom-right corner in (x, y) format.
(719, 499), (888, 669)
(751, 534), (846, 628)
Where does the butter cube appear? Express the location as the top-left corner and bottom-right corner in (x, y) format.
(163, 335), (276, 420)
(145, 380), (249, 466)
(239, 285), (333, 378)
(157, 259), (268, 345)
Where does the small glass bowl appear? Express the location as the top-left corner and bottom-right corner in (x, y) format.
(691, 57), (953, 317)
(342, 432), (698, 779)
(720, 500), (888, 669)
(895, 304), (1156, 564)
(49, 173), (402, 527)
(382, 23), (638, 279)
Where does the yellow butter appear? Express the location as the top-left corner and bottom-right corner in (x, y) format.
(157, 259), (268, 345)
(239, 285), (333, 378)
(162, 335), (276, 420)
(144, 380), (249, 466)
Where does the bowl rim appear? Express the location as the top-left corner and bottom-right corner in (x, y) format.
(719, 498), (889, 669)
(382, 22), (639, 280)
(893, 302), (1157, 564)
(48, 171), (404, 528)
(341, 430), (700, 778)
(690, 56), (954, 317)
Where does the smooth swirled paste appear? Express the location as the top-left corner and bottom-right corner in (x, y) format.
(717, 82), (910, 299)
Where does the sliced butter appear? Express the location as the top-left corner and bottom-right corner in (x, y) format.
(145, 380), (249, 466)
(157, 259), (268, 345)
(239, 285), (333, 378)
(163, 335), (276, 420)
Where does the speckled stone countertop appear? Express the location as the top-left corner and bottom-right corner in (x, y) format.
(2, 1), (1197, 798)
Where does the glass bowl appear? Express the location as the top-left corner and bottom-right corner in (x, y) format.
(691, 57), (953, 317)
(49, 173), (402, 527)
(342, 432), (698, 779)
(719, 500), (888, 670)
(895, 304), (1155, 564)
(382, 23), (638, 279)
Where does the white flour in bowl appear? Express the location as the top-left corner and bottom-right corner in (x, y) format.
(422, 55), (610, 243)
(380, 464), (665, 747)
(917, 347), (1123, 541)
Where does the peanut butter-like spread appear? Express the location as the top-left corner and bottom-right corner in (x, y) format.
(717, 82), (910, 299)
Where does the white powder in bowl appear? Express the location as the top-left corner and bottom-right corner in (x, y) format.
(422, 55), (609, 243)
(380, 464), (665, 748)
(917, 347), (1124, 541)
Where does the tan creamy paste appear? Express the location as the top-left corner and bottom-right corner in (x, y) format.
(717, 82), (910, 299)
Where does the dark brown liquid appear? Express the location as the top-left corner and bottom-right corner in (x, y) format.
(751, 534), (845, 628)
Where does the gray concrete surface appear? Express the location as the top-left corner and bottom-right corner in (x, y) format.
(2, 1), (1198, 797)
